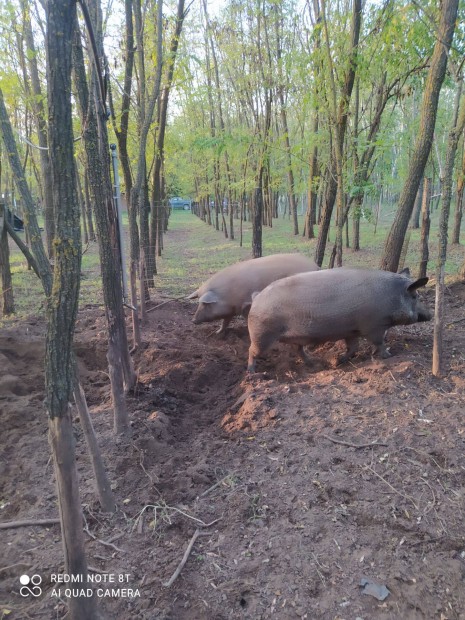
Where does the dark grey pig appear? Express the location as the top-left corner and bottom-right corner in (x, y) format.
(247, 268), (431, 371)
(188, 253), (319, 335)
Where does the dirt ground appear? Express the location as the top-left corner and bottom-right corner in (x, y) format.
(1, 274), (465, 619)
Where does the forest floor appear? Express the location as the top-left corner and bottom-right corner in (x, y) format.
(1, 214), (465, 620)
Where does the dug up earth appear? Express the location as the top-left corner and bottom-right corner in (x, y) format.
(1, 282), (465, 619)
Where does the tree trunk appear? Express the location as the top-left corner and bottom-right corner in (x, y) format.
(418, 177), (431, 279)
(76, 170), (89, 245)
(109, 0), (140, 343)
(314, 0), (361, 267)
(352, 200), (361, 251)
(304, 111), (319, 239)
(410, 177), (424, 229)
(73, 4), (136, 434)
(380, 0), (459, 272)
(432, 82), (465, 376)
(84, 174), (96, 241)
(73, 373), (115, 512)
(252, 185), (263, 258)
(45, 1), (99, 616)
(149, 0), (187, 270)
(0, 202), (14, 315)
(20, 0), (55, 257)
(451, 129), (465, 244)
(0, 88), (52, 294)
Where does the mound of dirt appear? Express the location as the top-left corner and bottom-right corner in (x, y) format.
(1, 284), (465, 619)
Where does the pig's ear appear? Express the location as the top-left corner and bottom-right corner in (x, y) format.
(199, 290), (219, 304)
(187, 290), (199, 300)
(408, 277), (428, 291)
(399, 267), (410, 277)
(251, 290), (260, 301)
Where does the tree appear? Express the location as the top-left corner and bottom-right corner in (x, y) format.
(18, 0), (54, 257)
(45, 0), (98, 616)
(73, 0), (136, 434)
(380, 0), (459, 272)
(0, 201), (14, 315)
(313, 0), (362, 267)
(432, 78), (465, 376)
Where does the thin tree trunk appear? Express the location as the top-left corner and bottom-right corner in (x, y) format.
(20, 0), (55, 257)
(315, 0), (361, 267)
(73, 3), (136, 434)
(84, 174), (96, 241)
(433, 81), (465, 376)
(76, 170), (89, 245)
(252, 185), (263, 258)
(0, 202), (14, 315)
(73, 374), (115, 512)
(410, 177), (424, 229)
(451, 129), (464, 244)
(0, 88), (52, 293)
(149, 0), (187, 271)
(418, 177), (431, 279)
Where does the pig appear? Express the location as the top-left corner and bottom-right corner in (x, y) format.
(188, 253), (319, 335)
(247, 267), (431, 372)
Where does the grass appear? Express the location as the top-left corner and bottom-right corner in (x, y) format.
(2, 207), (464, 324)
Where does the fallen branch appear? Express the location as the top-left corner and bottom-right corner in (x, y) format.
(0, 561), (31, 573)
(163, 529), (200, 587)
(83, 526), (124, 553)
(446, 317), (465, 326)
(364, 465), (418, 510)
(147, 296), (187, 313)
(201, 475), (233, 497)
(321, 434), (388, 449)
(0, 518), (60, 530)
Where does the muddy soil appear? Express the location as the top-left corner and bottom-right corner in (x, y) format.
(1, 281), (465, 620)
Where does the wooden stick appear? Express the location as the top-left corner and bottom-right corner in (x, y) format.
(146, 296), (187, 313)
(321, 434), (388, 449)
(163, 529), (200, 587)
(0, 518), (60, 530)
(364, 465), (418, 510)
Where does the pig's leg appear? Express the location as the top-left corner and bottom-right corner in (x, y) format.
(216, 316), (233, 337)
(370, 330), (391, 358)
(338, 336), (359, 364)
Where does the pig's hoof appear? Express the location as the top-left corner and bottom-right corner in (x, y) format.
(381, 350), (392, 359)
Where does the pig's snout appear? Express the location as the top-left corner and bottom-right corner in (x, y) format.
(418, 307), (431, 322)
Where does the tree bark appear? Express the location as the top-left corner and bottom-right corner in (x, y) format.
(380, 0), (459, 272)
(418, 177), (431, 279)
(451, 129), (465, 244)
(149, 0), (187, 271)
(314, 0), (361, 266)
(433, 82), (465, 376)
(45, 1), (99, 616)
(20, 0), (55, 257)
(73, 3), (136, 434)
(0, 202), (14, 315)
(410, 177), (424, 229)
(0, 88), (52, 295)
(252, 185), (263, 258)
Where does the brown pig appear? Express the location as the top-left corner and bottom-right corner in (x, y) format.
(247, 267), (431, 371)
(188, 253), (319, 335)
